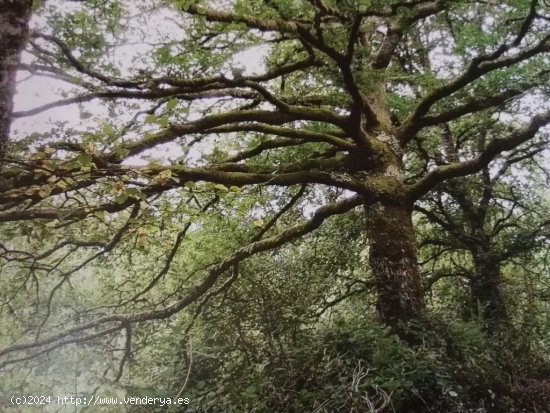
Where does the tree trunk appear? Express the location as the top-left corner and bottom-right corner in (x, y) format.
(364, 201), (424, 328)
(0, 0), (32, 169)
(469, 254), (508, 331)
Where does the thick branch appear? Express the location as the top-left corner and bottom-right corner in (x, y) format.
(183, 4), (306, 34)
(372, 1), (444, 70)
(407, 109), (550, 200)
(399, 35), (550, 142)
(207, 123), (353, 149)
(418, 86), (537, 128)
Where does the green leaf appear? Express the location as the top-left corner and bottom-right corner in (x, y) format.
(102, 124), (116, 136)
(213, 184), (229, 193)
(93, 210), (106, 220)
(158, 169), (172, 179)
(114, 193), (129, 204)
(166, 99), (178, 111)
(124, 188), (147, 200)
(147, 160), (162, 170)
(157, 117), (170, 127)
(75, 153), (93, 167)
(243, 385), (257, 396)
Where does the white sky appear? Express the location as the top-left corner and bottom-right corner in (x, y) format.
(12, 1), (550, 169)
(13, 1), (271, 166)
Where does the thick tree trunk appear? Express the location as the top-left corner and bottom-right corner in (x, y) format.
(364, 201), (424, 328)
(469, 254), (508, 330)
(0, 0), (32, 169)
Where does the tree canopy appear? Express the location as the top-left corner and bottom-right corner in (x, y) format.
(1, 0), (550, 411)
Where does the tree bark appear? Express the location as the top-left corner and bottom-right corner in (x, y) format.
(365, 200), (424, 328)
(354, 125), (425, 330)
(469, 254), (508, 330)
(0, 0), (32, 169)
(440, 174), (509, 331)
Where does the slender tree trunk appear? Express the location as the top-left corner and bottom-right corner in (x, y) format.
(469, 254), (508, 330)
(364, 200), (424, 328)
(0, 0), (32, 169)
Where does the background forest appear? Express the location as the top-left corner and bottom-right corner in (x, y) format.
(1, 0), (550, 412)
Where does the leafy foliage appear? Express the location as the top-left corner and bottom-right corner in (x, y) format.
(1, 0), (550, 411)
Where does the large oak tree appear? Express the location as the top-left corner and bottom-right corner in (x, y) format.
(1, 0), (549, 365)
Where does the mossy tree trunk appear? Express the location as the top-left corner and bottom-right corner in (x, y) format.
(353, 127), (425, 328)
(0, 0), (32, 169)
(365, 200), (424, 328)
(469, 252), (508, 330)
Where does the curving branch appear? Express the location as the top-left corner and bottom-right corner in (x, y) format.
(399, 34), (550, 142)
(115, 109), (347, 160)
(126, 196), (219, 303)
(407, 109), (550, 200)
(0, 194), (362, 363)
